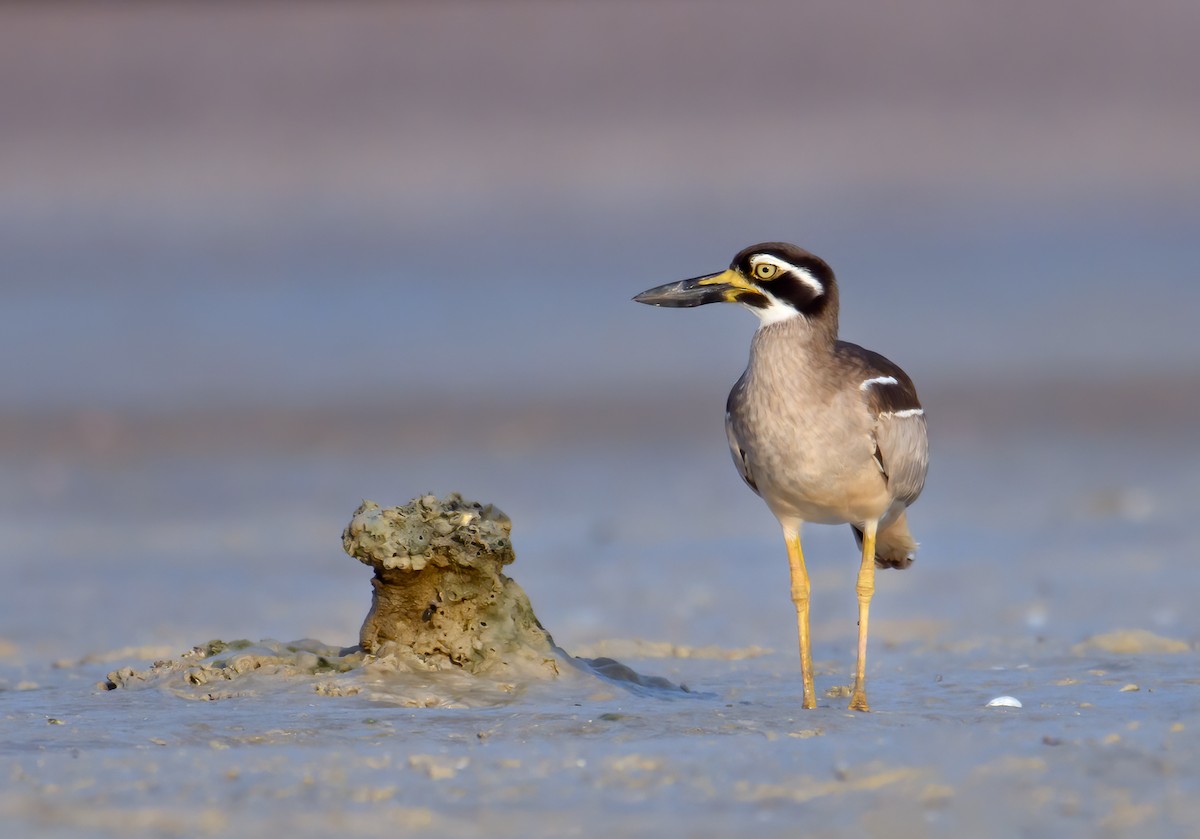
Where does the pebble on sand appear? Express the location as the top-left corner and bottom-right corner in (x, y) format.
(986, 696), (1023, 708)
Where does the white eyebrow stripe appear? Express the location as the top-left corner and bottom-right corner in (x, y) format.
(749, 254), (824, 296)
(878, 408), (924, 418)
(860, 375), (899, 391)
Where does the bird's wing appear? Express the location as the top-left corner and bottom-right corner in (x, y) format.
(872, 410), (928, 506)
(841, 343), (929, 507)
(724, 383), (760, 496)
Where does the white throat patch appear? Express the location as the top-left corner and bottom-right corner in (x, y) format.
(747, 295), (802, 326)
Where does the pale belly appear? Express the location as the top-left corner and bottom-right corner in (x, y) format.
(733, 391), (892, 526)
(755, 464), (892, 526)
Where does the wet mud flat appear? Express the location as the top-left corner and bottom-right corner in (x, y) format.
(2, 425), (1199, 837)
(3, 631), (1199, 838)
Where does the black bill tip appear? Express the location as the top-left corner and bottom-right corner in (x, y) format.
(632, 274), (730, 308)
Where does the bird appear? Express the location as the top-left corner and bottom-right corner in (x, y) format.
(633, 242), (928, 712)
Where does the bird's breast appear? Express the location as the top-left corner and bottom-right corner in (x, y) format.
(730, 369), (889, 525)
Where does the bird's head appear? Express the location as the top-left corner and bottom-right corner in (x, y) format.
(633, 242), (837, 327)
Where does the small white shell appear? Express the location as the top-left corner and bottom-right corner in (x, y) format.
(986, 695), (1023, 708)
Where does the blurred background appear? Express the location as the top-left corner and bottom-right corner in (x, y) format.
(3, 0), (1198, 662)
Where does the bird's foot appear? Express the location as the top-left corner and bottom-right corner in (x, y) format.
(848, 689), (870, 712)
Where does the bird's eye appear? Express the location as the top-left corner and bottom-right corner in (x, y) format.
(754, 263), (779, 280)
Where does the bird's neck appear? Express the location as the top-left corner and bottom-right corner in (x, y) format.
(744, 314), (840, 406)
(752, 310), (839, 358)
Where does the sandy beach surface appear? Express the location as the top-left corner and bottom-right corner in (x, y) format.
(2, 3), (1199, 836)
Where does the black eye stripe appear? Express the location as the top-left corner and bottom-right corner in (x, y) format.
(732, 243), (837, 318)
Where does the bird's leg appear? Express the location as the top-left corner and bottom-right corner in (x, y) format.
(783, 525), (816, 709)
(850, 519), (878, 712)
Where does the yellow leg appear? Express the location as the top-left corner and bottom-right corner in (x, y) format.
(784, 525), (816, 709)
(849, 520), (877, 712)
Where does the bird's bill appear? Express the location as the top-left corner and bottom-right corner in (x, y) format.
(632, 268), (750, 307)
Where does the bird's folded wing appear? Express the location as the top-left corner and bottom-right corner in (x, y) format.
(873, 412), (928, 506)
(724, 387), (760, 496)
(843, 342), (929, 507)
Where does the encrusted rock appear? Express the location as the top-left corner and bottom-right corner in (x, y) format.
(343, 493), (556, 677)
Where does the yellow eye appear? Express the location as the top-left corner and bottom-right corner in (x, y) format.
(753, 262), (778, 280)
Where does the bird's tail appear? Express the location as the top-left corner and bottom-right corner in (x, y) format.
(851, 511), (917, 569)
